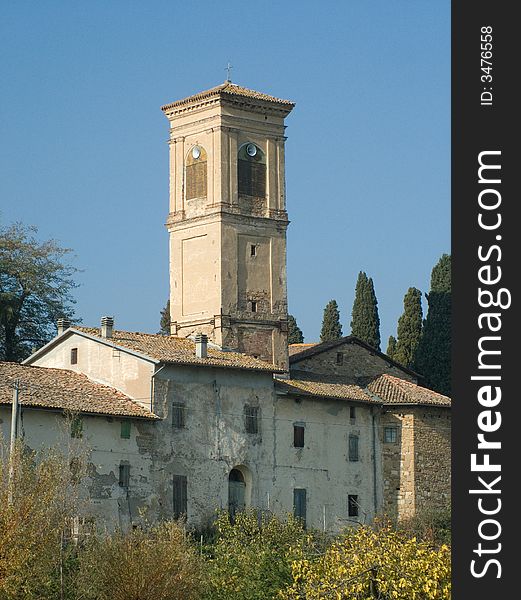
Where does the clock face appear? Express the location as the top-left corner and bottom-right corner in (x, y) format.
(192, 146), (201, 160)
(246, 143), (257, 157)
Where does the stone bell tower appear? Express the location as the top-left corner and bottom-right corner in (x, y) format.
(161, 81), (295, 370)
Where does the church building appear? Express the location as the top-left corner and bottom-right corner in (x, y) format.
(0, 81), (451, 532)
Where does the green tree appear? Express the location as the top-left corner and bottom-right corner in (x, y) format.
(393, 287), (423, 369)
(287, 314), (304, 344)
(320, 299), (342, 342)
(204, 509), (315, 600)
(159, 299), (171, 335)
(386, 335), (397, 359)
(0, 223), (78, 362)
(350, 272), (381, 350)
(415, 254), (451, 395)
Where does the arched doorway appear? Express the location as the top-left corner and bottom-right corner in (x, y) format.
(228, 468), (246, 518)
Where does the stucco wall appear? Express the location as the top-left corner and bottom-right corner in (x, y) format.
(272, 395), (383, 530)
(0, 406), (155, 530)
(28, 331), (155, 408)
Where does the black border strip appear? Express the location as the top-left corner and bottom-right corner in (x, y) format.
(452, 2), (516, 596)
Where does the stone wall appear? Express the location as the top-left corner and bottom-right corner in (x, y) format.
(291, 341), (417, 385)
(381, 406), (451, 521)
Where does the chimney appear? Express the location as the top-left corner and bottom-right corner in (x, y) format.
(195, 333), (208, 358)
(101, 316), (114, 339)
(57, 318), (71, 335)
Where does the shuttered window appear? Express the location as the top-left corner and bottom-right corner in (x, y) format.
(348, 434), (359, 462)
(185, 146), (207, 200)
(173, 475), (187, 518)
(121, 420), (131, 439)
(238, 144), (266, 198)
(293, 488), (307, 527)
(244, 405), (259, 434)
(119, 463), (130, 488)
(172, 402), (186, 428)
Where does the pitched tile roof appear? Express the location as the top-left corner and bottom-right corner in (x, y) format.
(368, 374), (451, 408)
(73, 327), (282, 373)
(275, 377), (379, 405)
(289, 335), (419, 379)
(0, 362), (158, 419)
(289, 343), (317, 356)
(161, 82), (295, 112)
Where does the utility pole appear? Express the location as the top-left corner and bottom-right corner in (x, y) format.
(8, 379), (20, 505)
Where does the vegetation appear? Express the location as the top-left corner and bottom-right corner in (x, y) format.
(287, 315), (304, 344)
(204, 510), (316, 600)
(393, 287), (423, 369)
(159, 299), (171, 335)
(0, 222), (79, 362)
(0, 443), (451, 600)
(386, 335), (397, 358)
(415, 254), (451, 395)
(280, 521), (451, 600)
(350, 272), (381, 350)
(76, 521), (202, 600)
(320, 299), (342, 342)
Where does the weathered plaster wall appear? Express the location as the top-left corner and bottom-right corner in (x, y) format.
(0, 406), (155, 530)
(28, 332), (155, 408)
(272, 395), (383, 530)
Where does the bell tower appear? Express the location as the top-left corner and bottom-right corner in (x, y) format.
(161, 82), (295, 370)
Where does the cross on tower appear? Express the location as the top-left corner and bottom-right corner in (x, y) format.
(225, 62), (233, 82)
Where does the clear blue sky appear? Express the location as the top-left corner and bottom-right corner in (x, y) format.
(0, 1), (450, 347)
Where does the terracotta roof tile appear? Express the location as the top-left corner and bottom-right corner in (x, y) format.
(288, 343), (317, 356)
(0, 362), (158, 419)
(368, 374), (451, 407)
(275, 377), (378, 404)
(74, 327), (281, 373)
(161, 82), (295, 112)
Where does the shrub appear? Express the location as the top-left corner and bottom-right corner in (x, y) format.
(75, 521), (203, 600)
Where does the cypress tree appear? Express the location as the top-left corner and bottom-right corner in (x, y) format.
(159, 300), (171, 335)
(320, 300), (343, 342)
(350, 272), (381, 350)
(386, 335), (397, 359)
(393, 287), (423, 369)
(288, 314), (304, 344)
(415, 254), (451, 395)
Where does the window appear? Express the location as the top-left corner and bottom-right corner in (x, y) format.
(244, 405), (259, 434)
(294, 424), (305, 448)
(250, 244), (257, 257)
(251, 301), (257, 313)
(350, 406), (356, 421)
(293, 488), (307, 526)
(70, 348), (78, 365)
(173, 474), (187, 518)
(119, 462), (130, 488)
(121, 420), (131, 439)
(348, 494), (359, 517)
(185, 146), (207, 200)
(70, 415), (83, 438)
(238, 143), (266, 198)
(348, 434), (359, 462)
(336, 352), (344, 365)
(172, 402), (186, 428)
(384, 426), (397, 443)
